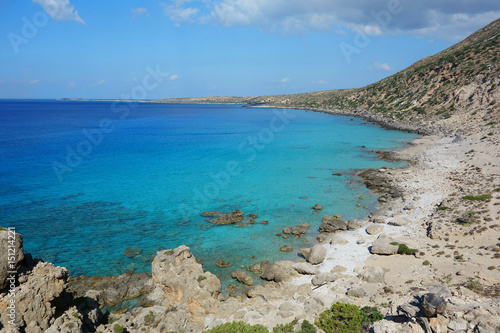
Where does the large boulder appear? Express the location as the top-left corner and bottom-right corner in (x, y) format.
(370, 234), (399, 255)
(306, 245), (327, 265)
(147, 246), (221, 328)
(283, 223), (310, 237)
(319, 217), (348, 233)
(0, 228), (24, 290)
(422, 293), (447, 318)
(292, 263), (320, 275)
(358, 266), (387, 283)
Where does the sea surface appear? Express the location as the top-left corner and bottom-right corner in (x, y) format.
(0, 100), (418, 283)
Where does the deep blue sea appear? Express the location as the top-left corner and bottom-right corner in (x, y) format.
(0, 100), (418, 283)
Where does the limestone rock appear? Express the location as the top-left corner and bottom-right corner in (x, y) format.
(260, 263), (291, 283)
(292, 263), (319, 275)
(366, 224), (384, 235)
(388, 217), (411, 227)
(280, 245), (293, 252)
(311, 273), (336, 286)
(347, 220), (363, 230)
(0, 229), (24, 290)
(149, 245), (221, 328)
(358, 266), (387, 283)
(371, 234), (399, 255)
(231, 271), (254, 286)
(306, 245), (326, 265)
(347, 287), (366, 298)
(319, 217), (348, 233)
(283, 223), (310, 237)
(68, 270), (153, 306)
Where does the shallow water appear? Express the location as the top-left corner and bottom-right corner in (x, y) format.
(0, 100), (418, 283)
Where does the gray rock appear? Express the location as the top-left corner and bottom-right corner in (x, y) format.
(231, 271), (254, 286)
(422, 293), (447, 318)
(299, 248), (311, 258)
(319, 217), (348, 233)
(347, 220), (363, 230)
(388, 217), (411, 227)
(260, 263), (290, 283)
(283, 223), (310, 237)
(248, 260), (271, 275)
(448, 318), (467, 331)
(359, 266), (387, 283)
(292, 263), (320, 275)
(347, 288), (366, 298)
(371, 234), (399, 255)
(366, 224), (384, 235)
(398, 303), (420, 318)
(307, 245), (327, 265)
(0, 229), (24, 290)
(311, 273), (336, 286)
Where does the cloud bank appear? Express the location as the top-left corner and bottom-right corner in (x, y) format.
(33, 0), (85, 24)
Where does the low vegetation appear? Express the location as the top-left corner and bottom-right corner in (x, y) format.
(463, 194), (492, 201)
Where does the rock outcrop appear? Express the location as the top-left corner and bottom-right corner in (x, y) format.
(282, 223), (310, 237)
(319, 216), (348, 233)
(370, 233), (399, 255)
(68, 269), (153, 306)
(207, 210), (244, 225)
(143, 245), (221, 328)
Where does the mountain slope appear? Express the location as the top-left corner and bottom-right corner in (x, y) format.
(156, 18), (500, 135)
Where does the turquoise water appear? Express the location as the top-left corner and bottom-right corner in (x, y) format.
(0, 101), (418, 283)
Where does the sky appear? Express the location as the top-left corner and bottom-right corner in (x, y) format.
(0, 0), (499, 99)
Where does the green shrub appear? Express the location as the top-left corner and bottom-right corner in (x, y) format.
(465, 276), (483, 292)
(397, 244), (417, 255)
(197, 275), (207, 282)
(298, 320), (316, 333)
(457, 211), (477, 225)
(315, 302), (363, 333)
(164, 250), (175, 255)
(273, 323), (294, 333)
(360, 306), (383, 330)
(204, 321), (269, 333)
(113, 324), (124, 333)
(463, 194), (492, 201)
(437, 206), (449, 210)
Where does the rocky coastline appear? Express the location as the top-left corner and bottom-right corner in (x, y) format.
(1, 107), (499, 332)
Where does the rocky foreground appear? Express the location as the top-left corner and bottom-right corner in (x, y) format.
(1, 121), (500, 332)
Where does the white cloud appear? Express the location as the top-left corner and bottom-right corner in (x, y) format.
(281, 77), (291, 83)
(87, 79), (105, 88)
(367, 62), (394, 71)
(67, 81), (77, 88)
(208, 0), (500, 40)
(169, 74), (179, 81)
(30, 79), (40, 85)
(132, 8), (148, 17)
(312, 80), (327, 84)
(33, 0), (85, 24)
(161, 0), (199, 25)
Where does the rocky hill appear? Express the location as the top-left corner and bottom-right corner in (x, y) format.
(155, 18), (500, 135)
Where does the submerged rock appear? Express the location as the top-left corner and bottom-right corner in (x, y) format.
(207, 210), (244, 225)
(123, 246), (143, 258)
(311, 204), (323, 210)
(216, 261), (232, 268)
(280, 245), (293, 252)
(283, 223), (310, 237)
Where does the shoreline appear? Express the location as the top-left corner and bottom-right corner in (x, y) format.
(1, 105), (499, 332)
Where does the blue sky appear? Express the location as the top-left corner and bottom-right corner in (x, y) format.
(0, 0), (499, 99)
